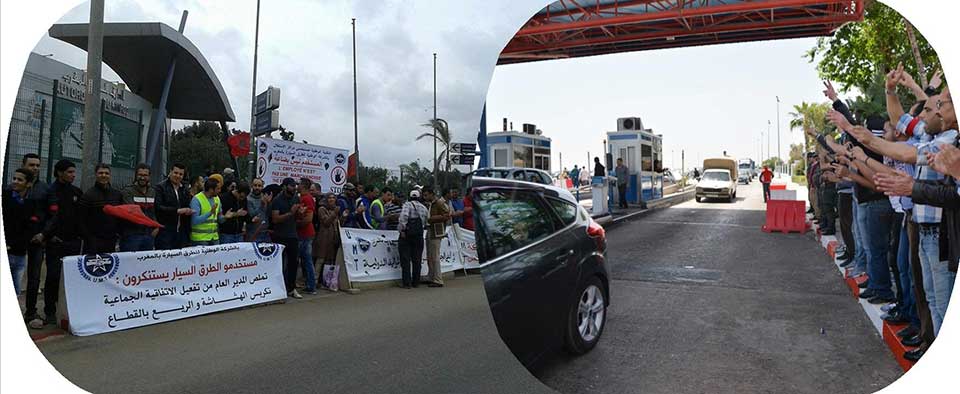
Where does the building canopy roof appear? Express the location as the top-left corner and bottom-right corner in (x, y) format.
(499, 0), (864, 65)
(49, 22), (235, 121)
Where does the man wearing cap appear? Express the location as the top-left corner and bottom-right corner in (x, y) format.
(272, 177), (306, 298)
(398, 189), (428, 288)
(759, 165), (774, 203)
(190, 178), (243, 246)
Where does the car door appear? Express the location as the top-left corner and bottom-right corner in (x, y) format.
(472, 187), (572, 365)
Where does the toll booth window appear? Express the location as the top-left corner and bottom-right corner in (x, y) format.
(474, 190), (556, 259)
(641, 144), (652, 172)
(494, 149), (508, 167)
(513, 145), (533, 168)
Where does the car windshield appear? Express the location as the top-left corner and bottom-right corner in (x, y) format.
(739, 164), (750, 169)
(703, 171), (730, 182)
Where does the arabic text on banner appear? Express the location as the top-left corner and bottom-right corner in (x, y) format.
(339, 227), (466, 282)
(62, 243), (287, 336)
(255, 138), (350, 194)
(454, 225), (480, 269)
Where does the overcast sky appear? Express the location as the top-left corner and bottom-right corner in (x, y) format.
(26, 0), (937, 172)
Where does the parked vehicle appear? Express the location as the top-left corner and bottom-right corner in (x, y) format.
(470, 176), (610, 369)
(696, 158), (738, 203)
(466, 167), (554, 186)
(662, 169), (680, 195)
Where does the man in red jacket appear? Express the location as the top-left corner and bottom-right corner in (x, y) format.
(759, 166), (774, 203)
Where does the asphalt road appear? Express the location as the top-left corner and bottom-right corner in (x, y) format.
(533, 182), (903, 394)
(35, 275), (555, 394)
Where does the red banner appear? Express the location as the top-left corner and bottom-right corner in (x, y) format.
(347, 153), (358, 181)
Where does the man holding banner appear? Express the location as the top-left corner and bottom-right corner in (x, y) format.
(424, 188), (451, 288)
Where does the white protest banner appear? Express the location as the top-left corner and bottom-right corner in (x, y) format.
(255, 138), (350, 194)
(63, 243), (286, 336)
(339, 227), (465, 282)
(454, 225), (480, 269)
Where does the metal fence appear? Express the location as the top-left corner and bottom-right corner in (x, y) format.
(4, 78), (143, 188)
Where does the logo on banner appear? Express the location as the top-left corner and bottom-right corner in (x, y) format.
(332, 166), (347, 185)
(257, 157), (267, 178)
(259, 142), (268, 154)
(254, 243), (280, 259)
(335, 153), (346, 164)
(77, 253), (119, 282)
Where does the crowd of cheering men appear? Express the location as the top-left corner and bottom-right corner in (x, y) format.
(4, 154), (470, 328)
(805, 64), (956, 362)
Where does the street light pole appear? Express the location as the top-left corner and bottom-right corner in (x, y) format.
(81, 0), (105, 190)
(432, 52), (437, 189)
(776, 96), (781, 174)
(352, 18), (359, 184)
(247, 0), (260, 182)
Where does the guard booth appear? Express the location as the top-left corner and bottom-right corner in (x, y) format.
(606, 117), (663, 204)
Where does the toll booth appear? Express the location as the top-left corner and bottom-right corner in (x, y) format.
(607, 117), (663, 204)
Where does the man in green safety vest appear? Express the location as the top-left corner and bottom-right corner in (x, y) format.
(369, 187), (395, 230)
(190, 178), (243, 246)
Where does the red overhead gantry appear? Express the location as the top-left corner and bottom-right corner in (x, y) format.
(498, 0), (864, 65)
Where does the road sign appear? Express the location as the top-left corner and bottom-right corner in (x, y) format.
(255, 86), (280, 115)
(450, 154), (475, 165)
(450, 143), (477, 154)
(254, 109), (280, 136)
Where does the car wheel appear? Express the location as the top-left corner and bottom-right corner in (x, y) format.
(565, 276), (607, 355)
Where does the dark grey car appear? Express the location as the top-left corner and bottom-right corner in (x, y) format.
(470, 176), (610, 368)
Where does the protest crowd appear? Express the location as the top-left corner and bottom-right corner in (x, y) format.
(804, 61), (956, 362)
(4, 152), (470, 329)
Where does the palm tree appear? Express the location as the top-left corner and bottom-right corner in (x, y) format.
(416, 118), (452, 173)
(788, 101), (833, 150)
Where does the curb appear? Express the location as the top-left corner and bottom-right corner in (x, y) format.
(809, 221), (916, 372)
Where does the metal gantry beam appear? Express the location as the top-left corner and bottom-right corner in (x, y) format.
(499, 0), (864, 65)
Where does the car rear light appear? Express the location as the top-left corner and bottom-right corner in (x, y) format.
(587, 219), (606, 252)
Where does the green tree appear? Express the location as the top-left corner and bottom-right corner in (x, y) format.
(417, 119), (452, 172)
(170, 121), (234, 179)
(788, 101), (834, 149)
(806, 1), (941, 93)
(762, 157), (784, 170)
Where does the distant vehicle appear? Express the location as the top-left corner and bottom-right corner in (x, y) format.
(470, 176), (610, 369)
(465, 167), (553, 186)
(696, 158), (738, 203)
(662, 169), (680, 195)
(738, 158), (756, 183)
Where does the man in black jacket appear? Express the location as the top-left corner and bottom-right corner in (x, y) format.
(80, 163), (123, 253)
(24, 159), (83, 329)
(154, 163), (193, 249)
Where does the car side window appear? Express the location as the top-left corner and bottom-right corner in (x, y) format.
(546, 197), (578, 226)
(512, 171), (526, 181)
(473, 189), (557, 259)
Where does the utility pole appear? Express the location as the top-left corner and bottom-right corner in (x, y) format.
(352, 18), (359, 184)
(247, 0), (261, 182)
(81, 0), (105, 190)
(432, 52), (437, 189)
(767, 120), (771, 164)
(776, 96), (781, 174)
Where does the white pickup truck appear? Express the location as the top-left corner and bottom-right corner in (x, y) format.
(695, 158), (738, 203)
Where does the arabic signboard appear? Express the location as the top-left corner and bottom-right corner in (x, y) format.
(449, 154), (476, 165)
(62, 243), (287, 336)
(450, 143), (477, 154)
(255, 86), (280, 115)
(339, 226), (469, 282)
(255, 138), (350, 194)
(254, 109), (280, 136)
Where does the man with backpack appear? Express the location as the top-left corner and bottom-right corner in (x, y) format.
(397, 189), (428, 289)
